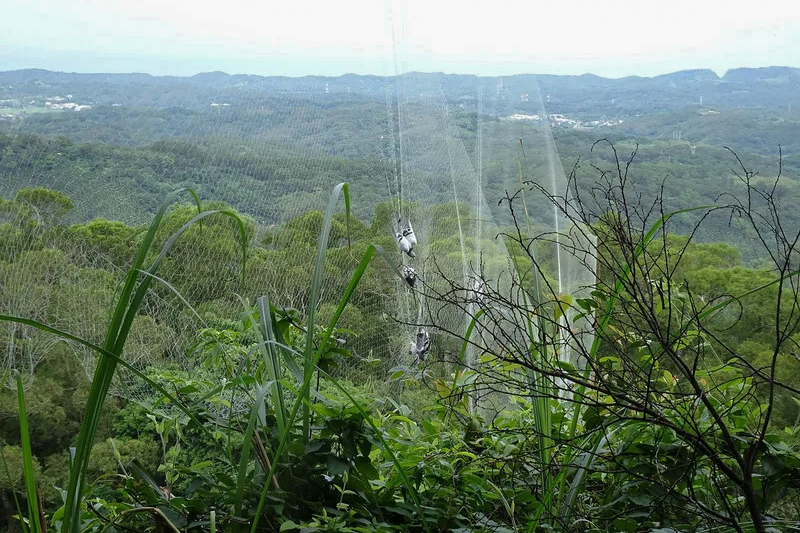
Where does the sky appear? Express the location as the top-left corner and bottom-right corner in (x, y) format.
(2, 0), (800, 78)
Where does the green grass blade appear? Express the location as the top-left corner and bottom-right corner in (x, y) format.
(516, 287), (553, 498)
(515, 141), (540, 303)
(319, 369), (426, 521)
(104, 188), (192, 351)
(140, 209), (247, 289)
(343, 183), (351, 249)
(0, 445), (29, 533)
(187, 188), (204, 226)
(302, 182), (350, 442)
(233, 385), (269, 519)
(450, 309), (486, 394)
(0, 196), (248, 533)
(653, 267), (800, 368)
(695, 268), (800, 322)
(258, 297), (289, 433)
(16, 374), (42, 533)
(246, 295), (288, 435)
(2, 370), (28, 533)
(128, 459), (168, 502)
(250, 242), (378, 533)
(561, 426), (619, 520)
(372, 243), (411, 281)
(62, 189), (194, 533)
(0, 315), (226, 458)
(588, 204), (717, 359)
(115, 209), (247, 357)
(533, 204), (720, 521)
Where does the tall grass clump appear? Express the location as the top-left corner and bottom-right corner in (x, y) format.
(243, 182), (425, 532)
(2, 188), (247, 532)
(0, 183), (423, 533)
(449, 142), (727, 528)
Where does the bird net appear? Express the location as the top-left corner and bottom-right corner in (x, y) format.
(0, 2), (596, 415)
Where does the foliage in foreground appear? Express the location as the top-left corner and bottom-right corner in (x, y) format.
(1, 146), (800, 533)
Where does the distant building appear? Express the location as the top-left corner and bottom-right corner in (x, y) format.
(45, 101), (90, 111)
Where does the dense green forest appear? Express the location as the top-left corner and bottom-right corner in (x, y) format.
(2, 69), (798, 235)
(1, 68), (799, 533)
(2, 181), (799, 532)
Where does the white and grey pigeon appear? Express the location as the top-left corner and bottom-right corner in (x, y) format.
(471, 277), (486, 304)
(402, 220), (417, 247)
(410, 328), (431, 364)
(396, 231), (416, 258)
(403, 266), (417, 287)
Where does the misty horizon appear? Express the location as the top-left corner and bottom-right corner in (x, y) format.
(2, 61), (799, 81)
(3, 0), (799, 80)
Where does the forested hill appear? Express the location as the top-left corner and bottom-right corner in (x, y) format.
(3, 69), (800, 533)
(0, 66), (798, 237)
(1, 66), (799, 115)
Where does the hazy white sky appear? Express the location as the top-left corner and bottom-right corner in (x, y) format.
(2, 0), (799, 77)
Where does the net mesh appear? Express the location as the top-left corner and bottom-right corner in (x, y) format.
(0, 3), (595, 414)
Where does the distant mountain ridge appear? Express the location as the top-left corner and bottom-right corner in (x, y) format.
(1, 66), (798, 118)
(3, 65), (798, 82)
(1, 66), (798, 232)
